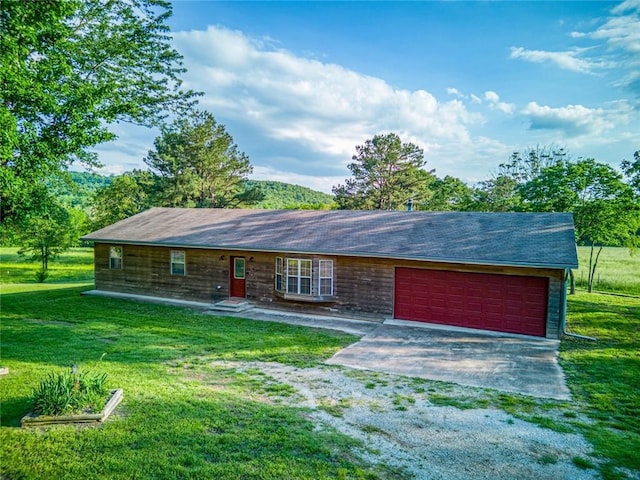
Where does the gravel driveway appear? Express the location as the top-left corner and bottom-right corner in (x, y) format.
(208, 360), (599, 480)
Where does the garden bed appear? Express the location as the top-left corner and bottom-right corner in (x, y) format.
(21, 389), (123, 427)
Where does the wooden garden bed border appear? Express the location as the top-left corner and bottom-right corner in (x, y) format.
(21, 389), (123, 427)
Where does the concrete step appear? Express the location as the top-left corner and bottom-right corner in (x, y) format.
(210, 299), (253, 313)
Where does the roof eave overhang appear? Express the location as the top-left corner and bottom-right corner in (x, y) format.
(83, 237), (577, 271)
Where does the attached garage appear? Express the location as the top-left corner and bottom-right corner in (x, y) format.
(394, 268), (548, 337)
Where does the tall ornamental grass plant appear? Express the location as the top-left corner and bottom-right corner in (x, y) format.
(30, 367), (109, 416)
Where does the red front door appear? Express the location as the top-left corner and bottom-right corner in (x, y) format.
(230, 257), (246, 298)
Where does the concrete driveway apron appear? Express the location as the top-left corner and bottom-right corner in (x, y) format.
(211, 307), (570, 400)
(326, 322), (570, 400)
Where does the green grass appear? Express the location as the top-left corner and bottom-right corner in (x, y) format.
(560, 292), (640, 478)
(0, 284), (397, 479)
(2, 247), (639, 479)
(1, 247), (95, 284)
(574, 246), (640, 296)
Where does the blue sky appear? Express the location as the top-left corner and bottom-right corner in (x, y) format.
(93, 0), (640, 193)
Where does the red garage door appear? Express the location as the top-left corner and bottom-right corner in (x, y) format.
(394, 268), (548, 337)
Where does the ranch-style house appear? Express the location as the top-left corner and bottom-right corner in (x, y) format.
(82, 207), (578, 339)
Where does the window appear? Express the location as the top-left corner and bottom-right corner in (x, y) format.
(287, 259), (312, 295)
(319, 260), (333, 296)
(234, 257), (245, 279)
(275, 257), (334, 298)
(170, 250), (186, 275)
(109, 246), (123, 270)
(275, 257), (283, 291)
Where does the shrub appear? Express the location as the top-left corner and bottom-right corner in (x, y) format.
(30, 367), (109, 416)
(34, 268), (49, 283)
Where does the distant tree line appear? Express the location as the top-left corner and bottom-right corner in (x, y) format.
(1, 1), (637, 289)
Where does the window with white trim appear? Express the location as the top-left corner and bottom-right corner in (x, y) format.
(319, 260), (333, 296)
(287, 258), (312, 295)
(275, 257), (283, 291)
(275, 258), (334, 297)
(109, 246), (123, 270)
(170, 250), (186, 275)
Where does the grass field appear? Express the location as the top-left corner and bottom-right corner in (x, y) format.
(0, 247), (94, 284)
(0, 284), (393, 479)
(574, 246), (640, 296)
(1, 248), (639, 479)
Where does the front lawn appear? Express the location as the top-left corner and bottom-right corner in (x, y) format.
(0, 284), (392, 479)
(1, 248), (639, 479)
(560, 292), (640, 479)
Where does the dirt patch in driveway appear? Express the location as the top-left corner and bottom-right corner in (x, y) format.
(202, 361), (598, 480)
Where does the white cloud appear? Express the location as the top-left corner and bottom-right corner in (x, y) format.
(483, 91), (515, 114)
(509, 46), (599, 74)
(172, 26), (481, 178)
(484, 91), (499, 103)
(91, 123), (160, 174)
(597, 0), (640, 53)
(515, 2), (639, 93)
(521, 101), (631, 136)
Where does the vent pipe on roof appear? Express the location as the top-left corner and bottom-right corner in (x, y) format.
(407, 198), (413, 211)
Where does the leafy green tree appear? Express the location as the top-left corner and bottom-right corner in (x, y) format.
(472, 175), (523, 212)
(17, 199), (75, 281)
(1, 0), (197, 227)
(519, 159), (640, 293)
(471, 146), (568, 212)
(333, 133), (433, 210)
(90, 170), (156, 230)
(621, 150), (640, 196)
(144, 111), (262, 208)
(419, 175), (474, 211)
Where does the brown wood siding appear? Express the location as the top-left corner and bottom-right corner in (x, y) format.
(94, 243), (230, 302)
(93, 243), (565, 338)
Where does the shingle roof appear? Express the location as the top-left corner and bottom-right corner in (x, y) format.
(82, 208), (578, 269)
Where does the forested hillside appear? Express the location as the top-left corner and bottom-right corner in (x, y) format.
(63, 172), (333, 210)
(248, 180), (334, 209)
(59, 172), (114, 208)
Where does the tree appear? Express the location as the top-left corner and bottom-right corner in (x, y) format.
(333, 133), (433, 210)
(1, 0), (198, 227)
(90, 170), (156, 230)
(144, 111), (263, 208)
(472, 175), (522, 212)
(471, 146), (568, 212)
(621, 149), (640, 196)
(421, 175), (474, 211)
(519, 158), (640, 293)
(498, 146), (568, 183)
(17, 199), (75, 281)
